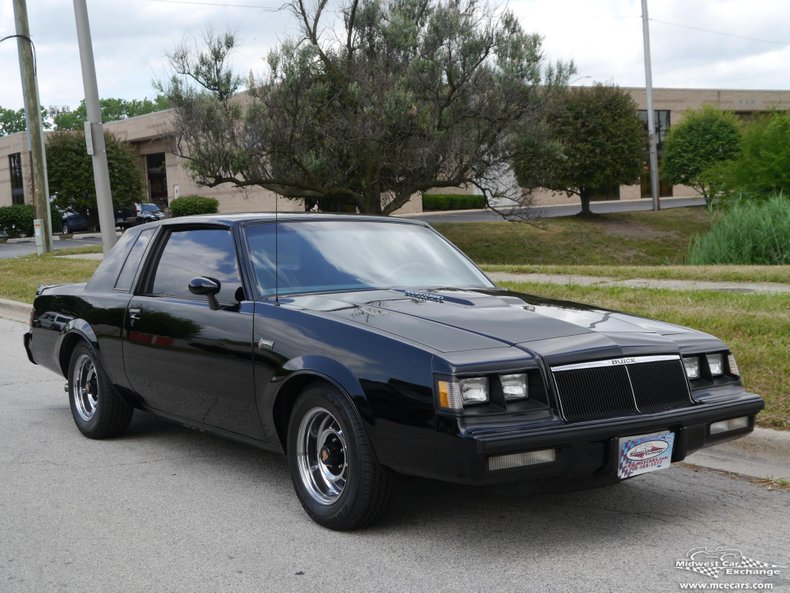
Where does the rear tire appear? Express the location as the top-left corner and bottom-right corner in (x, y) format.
(68, 342), (133, 439)
(287, 382), (396, 530)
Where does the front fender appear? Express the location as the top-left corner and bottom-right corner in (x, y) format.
(258, 355), (372, 454)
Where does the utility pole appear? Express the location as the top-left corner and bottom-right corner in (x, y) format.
(641, 0), (660, 211)
(73, 0), (117, 253)
(13, 0), (53, 253)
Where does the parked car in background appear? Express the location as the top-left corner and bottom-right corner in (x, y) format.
(115, 203), (166, 229)
(23, 214), (764, 530)
(60, 211), (89, 234)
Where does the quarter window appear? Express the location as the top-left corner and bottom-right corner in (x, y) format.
(115, 228), (155, 292)
(151, 228), (242, 303)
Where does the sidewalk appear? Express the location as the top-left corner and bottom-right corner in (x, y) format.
(488, 271), (790, 294)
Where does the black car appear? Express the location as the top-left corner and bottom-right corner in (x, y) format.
(23, 214), (764, 530)
(60, 210), (89, 234)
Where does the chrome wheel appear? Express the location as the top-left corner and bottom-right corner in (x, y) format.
(72, 353), (99, 422)
(296, 407), (348, 505)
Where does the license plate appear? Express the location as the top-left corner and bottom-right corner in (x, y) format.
(617, 431), (675, 479)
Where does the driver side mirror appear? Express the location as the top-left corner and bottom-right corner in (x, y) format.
(189, 276), (221, 310)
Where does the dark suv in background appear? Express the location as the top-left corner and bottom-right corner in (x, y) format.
(115, 203), (166, 229)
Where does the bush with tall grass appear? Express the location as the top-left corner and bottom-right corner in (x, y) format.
(687, 194), (790, 264)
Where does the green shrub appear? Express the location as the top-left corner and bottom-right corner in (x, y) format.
(687, 194), (790, 264)
(0, 204), (36, 237)
(169, 195), (219, 217)
(707, 111), (790, 199)
(422, 194), (486, 211)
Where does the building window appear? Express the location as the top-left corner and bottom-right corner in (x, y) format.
(146, 153), (168, 207)
(638, 110), (673, 198)
(9, 153), (24, 205)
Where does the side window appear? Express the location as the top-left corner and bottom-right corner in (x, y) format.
(150, 228), (242, 304)
(114, 228), (155, 292)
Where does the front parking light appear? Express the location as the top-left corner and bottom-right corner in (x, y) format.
(709, 416), (749, 436)
(488, 449), (556, 471)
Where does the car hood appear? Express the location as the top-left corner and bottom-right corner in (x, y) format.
(284, 288), (725, 363)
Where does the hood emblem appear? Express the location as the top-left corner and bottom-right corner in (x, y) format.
(404, 290), (444, 303)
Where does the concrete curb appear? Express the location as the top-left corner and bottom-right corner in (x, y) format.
(0, 296), (785, 480)
(0, 297), (31, 324)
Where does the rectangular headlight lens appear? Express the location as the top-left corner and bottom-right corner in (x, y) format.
(727, 353), (740, 377)
(706, 353), (724, 376)
(683, 356), (700, 380)
(501, 373), (528, 400)
(709, 416), (749, 436)
(459, 377), (488, 404)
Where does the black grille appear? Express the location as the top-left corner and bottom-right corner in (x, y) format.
(628, 360), (693, 413)
(552, 357), (692, 423)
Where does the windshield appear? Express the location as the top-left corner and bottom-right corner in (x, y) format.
(244, 220), (493, 297)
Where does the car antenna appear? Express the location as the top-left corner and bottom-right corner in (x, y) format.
(275, 192), (279, 305)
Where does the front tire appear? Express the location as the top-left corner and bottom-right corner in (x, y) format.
(68, 342), (133, 439)
(287, 382), (395, 530)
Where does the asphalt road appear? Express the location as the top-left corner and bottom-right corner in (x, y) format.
(0, 236), (102, 259)
(2, 316), (788, 593)
(411, 197), (706, 223)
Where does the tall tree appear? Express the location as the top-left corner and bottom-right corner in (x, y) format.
(161, 0), (571, 215)
(512, 84), (646, 216)
(0, 105), (51, 136)
(46, 130), (143, 222)
(661, 105), (740, 203)
(51, 96), (170, 130)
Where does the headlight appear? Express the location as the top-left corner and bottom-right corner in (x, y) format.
(436, 377), (489, 409)
(459, 377), (488, 405)
(706, 353), (724, 376)
(501, 373), (528, 400)
(727, 353), (740, 377)
(683, 356), (700, 380)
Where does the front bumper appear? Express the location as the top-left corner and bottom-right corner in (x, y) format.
(414, 392), (765, 485)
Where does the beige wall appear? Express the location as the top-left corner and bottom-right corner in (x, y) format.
(4, 87), (790, 211)
(0, 132), (33, 208)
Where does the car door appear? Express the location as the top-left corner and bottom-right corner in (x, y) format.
(122, 224), (264, 440)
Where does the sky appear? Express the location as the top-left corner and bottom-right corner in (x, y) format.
(1, 0), (789, 110)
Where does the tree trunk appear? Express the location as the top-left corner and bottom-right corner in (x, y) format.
(578, 190), (594, 217)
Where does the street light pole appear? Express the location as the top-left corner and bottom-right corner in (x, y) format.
(73, 0), (117, 253)
(641, 0), (660, 211)
(12, 0), (53, 253)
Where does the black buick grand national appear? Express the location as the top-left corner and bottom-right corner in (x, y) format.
(24, 214), (764, 530)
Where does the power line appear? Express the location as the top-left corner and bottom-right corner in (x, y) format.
(145, 0), (281, 11)
(650, 18), (790, 46)
(0, 34), (37, 75)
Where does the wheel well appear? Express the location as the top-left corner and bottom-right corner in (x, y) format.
(272, 375), (339, 454)
(58, 333), (87, 377)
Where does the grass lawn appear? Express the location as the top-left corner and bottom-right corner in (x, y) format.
(497, 280), (790, 430)
(435, 207), (710, 265)
(0, 254), (100, 303)
(482, 264), (790, 284)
